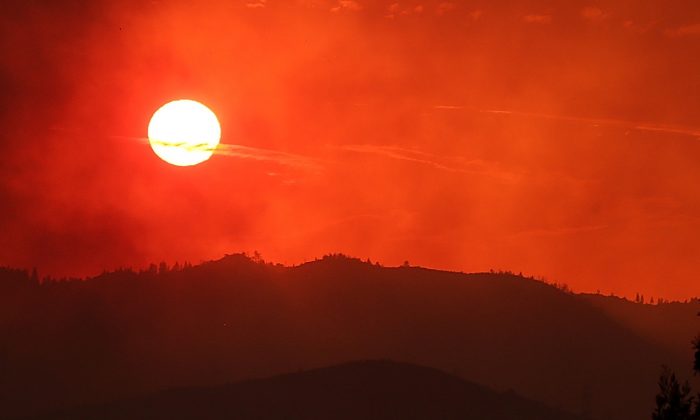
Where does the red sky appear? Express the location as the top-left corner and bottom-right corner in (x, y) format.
(1, 0), (700, 299)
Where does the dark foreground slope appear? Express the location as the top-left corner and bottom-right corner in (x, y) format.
(0, 255), (692, 420)
(33, 360), (580, 420)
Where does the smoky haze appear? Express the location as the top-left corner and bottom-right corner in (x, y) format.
(1, 0), (700, 298)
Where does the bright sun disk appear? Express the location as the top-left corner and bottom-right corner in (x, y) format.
(147, 99), (221, 166)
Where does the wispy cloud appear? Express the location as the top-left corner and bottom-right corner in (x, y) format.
(581, 6), (607, 22)
(665, 23), (700, 38)
(467, 9), (483, 21)
(245, 0), (266, 8)
(385, 2), (424, 19)
(135, 137), (321, 170)
(342, 144), (464, 172)
(632, 124), (700, 138)
(432, 106), (700, 140)
(340, 144), (519, 182)
(331, 0), (362, 12)
(511, 224), (609, 238)
(523, 14), (552, 24)
(436, 2), (455, 16)
(480, 109), (700, 139)
(622, 20), (655, 34)
(216, 144), (322, 170)
(433, 104), (465, 110)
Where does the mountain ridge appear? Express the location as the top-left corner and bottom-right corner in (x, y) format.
(1, 253), (697, 420)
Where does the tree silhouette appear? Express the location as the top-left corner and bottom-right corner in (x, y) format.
(694, 314), (700, 419)
(694, 334), (700, 376)
(652, 366), (694, 420)
(693, 312), (700, 374)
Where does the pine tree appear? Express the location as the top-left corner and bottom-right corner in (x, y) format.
(652, 366), (694, 420)
(693, 312), (700, 418)
(693, 332), (700, 419)
(694, 335), (700, 376)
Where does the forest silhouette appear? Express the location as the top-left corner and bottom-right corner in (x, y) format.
(1, 254), (699, 419)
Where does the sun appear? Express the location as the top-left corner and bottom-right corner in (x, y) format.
(148, 99), (221, 166)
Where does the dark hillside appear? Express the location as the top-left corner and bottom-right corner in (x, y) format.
(33, 360), (581, 420)
(580, 293), (700, 361)
(0, 255), (685, 419)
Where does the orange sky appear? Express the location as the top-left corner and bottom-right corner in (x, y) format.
(1, 0), (699, 299)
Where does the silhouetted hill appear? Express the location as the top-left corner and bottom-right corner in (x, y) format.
(31, 360), (581, 420)
(0, 255), (693, 420)
(580, 293), (700, 362)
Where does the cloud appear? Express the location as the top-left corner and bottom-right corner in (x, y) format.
(433, 104), (467, 110)
(474, 109), (700, 139)
(331, 0), (362, 12)
(134, 136), (321, 171)
(386, 3), (425, 19)
(581, 6), (607, 22)
(386, 3), (405, 18)
(295, 0), (330, 8)
(665, 23), (700, 37)
(431, 106), (700, 140)
(511, 224), (609, 238)
(339, 144), (519, 182)
(245, 0), (266, 8)
(622, 20), (655, 34)
(436, 2), (455, 16)
(523, 14), (552, 24)
(467, 9), (483, 21)
(216, 144), (323, 170)
(632, 124), (700, 138)
(341, 144), (463, 172)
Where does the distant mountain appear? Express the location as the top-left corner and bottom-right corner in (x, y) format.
(1, 254), (696, 420)
(31, 360), (581, 420)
